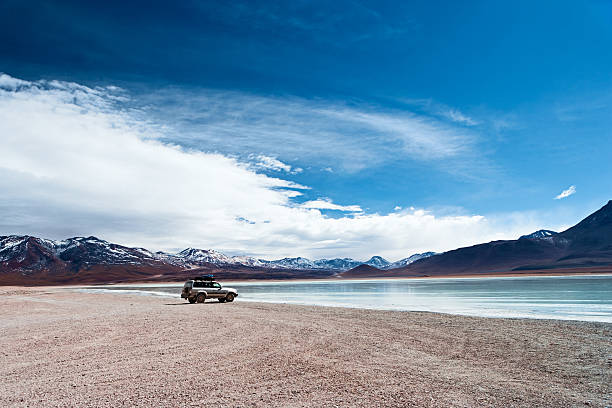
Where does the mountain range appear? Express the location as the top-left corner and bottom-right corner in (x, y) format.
(171, 249), (436, 271)
(0, 235), (434, 284)
(2, 200), (611, 284)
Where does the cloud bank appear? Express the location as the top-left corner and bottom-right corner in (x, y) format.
(0, 74), (543, 260)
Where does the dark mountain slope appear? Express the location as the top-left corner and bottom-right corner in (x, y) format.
(341, 264), (384, 278)
(560, 200), (612, 251)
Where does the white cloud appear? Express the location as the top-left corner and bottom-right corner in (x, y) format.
(394, 206), (402, 211)
(300, 199), (363, 212)
(0, 74), (546, 260)
(555, 185), (576, 200)
(446, 109), (479, 126)
(250, 154), (302, 174)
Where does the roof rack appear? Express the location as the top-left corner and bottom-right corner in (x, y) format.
(191, 274), (215, 281)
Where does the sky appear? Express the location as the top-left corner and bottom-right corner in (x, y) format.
(1, 0), (611, 260)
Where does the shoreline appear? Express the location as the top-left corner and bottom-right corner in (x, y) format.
(72, 269), (612, 286)
(1, 287), (610, 407)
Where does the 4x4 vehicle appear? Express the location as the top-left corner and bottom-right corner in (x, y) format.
(181, 275), (238, 304)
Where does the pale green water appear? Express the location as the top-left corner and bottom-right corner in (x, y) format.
(78, 274), (612, 322)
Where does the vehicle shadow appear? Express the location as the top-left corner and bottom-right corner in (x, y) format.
(164, 301), (226, 306)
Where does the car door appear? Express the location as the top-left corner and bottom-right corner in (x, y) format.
(212, 282), (226, 297)
(205, 282), (220, 297)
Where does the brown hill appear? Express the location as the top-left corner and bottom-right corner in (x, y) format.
(340, 264), (383, 278)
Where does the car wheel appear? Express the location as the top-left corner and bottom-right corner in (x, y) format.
(196, 293), (206, 303)
(188, 297), (196, 304)
(225, 293), (235, 302)
(218, 298), (226, 303)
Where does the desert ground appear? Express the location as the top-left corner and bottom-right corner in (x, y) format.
(0, 287), (610, 407)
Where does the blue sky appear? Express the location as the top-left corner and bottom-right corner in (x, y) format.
(0, 0), (611, 259)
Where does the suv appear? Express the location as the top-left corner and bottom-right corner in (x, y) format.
(181, 276), (238, 304)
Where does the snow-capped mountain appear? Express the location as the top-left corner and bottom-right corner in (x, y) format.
(519, 230), (558, 240)
(363, 256), (390, 268)
(55, 237), (158, 266)
(313, 258), (362, 270)
(0, 236), (59, 270)
(175, 248), (234, 265)
(0, 235), (165, 272)
(263, 257), (316, 269)
(383, 252), (437, 269)
(169, 253), (362, 271)
(167, 250), (434, 271)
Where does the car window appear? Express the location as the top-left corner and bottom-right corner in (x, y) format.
(212, 283), (221, 288)
(193, 281), (203, 288)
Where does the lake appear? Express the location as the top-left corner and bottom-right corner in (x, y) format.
(78, 274), (612, 323)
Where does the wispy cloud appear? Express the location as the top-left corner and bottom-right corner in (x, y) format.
(555, 185), (576, 200)
(445, 109), (479, 126)
(300, 199), (362, 213)
(399, 98), (479, 126)
(142, 87), (484, 176)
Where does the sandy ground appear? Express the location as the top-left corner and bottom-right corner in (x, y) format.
(0, 287), (610, 407)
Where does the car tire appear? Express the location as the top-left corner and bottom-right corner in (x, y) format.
(188, 297), (196, 304)
(225, 293), (235, 302)
(196, 293), (206, 303)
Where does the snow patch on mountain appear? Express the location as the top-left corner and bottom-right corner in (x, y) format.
(519, 230), (558, 240)
(384, 252), (437, 269)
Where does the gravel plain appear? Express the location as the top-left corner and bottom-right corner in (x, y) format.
(0, 287), (610, 407)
